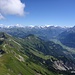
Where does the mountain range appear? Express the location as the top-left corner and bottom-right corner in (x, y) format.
(0, 26), (75, 75)
(0, 25), (67, 40)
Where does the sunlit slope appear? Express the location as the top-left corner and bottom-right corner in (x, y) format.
(0, 32), (57, 75)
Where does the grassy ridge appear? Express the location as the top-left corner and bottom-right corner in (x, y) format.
(0, 33), (58, 75)
(0, 33), (73, 75)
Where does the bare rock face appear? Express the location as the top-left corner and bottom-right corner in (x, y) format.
(53, 60), (75, 71)
(53, 60), (66, 71)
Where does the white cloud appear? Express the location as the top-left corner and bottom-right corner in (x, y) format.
(0, 0), (25, 16)
(0, 13), (5, 20)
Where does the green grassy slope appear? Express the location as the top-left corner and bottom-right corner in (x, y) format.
(0, 33), (59, 75)
(0, 32), (75, 75)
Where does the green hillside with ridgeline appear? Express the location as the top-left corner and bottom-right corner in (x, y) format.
(0, 32), (75, 75)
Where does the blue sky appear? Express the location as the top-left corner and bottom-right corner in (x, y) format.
(0, 0), (75, 27)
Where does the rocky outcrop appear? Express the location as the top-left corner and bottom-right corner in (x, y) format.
(53, 60), (75, 71)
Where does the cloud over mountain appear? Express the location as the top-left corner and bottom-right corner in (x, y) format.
(0, 0), (25, 19)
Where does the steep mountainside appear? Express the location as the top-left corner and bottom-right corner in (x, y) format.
(15, 34), (75, 74)
(58, 26), (75, 48)
(0, 32), (75, 75)
(0, 32), (56, 75)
